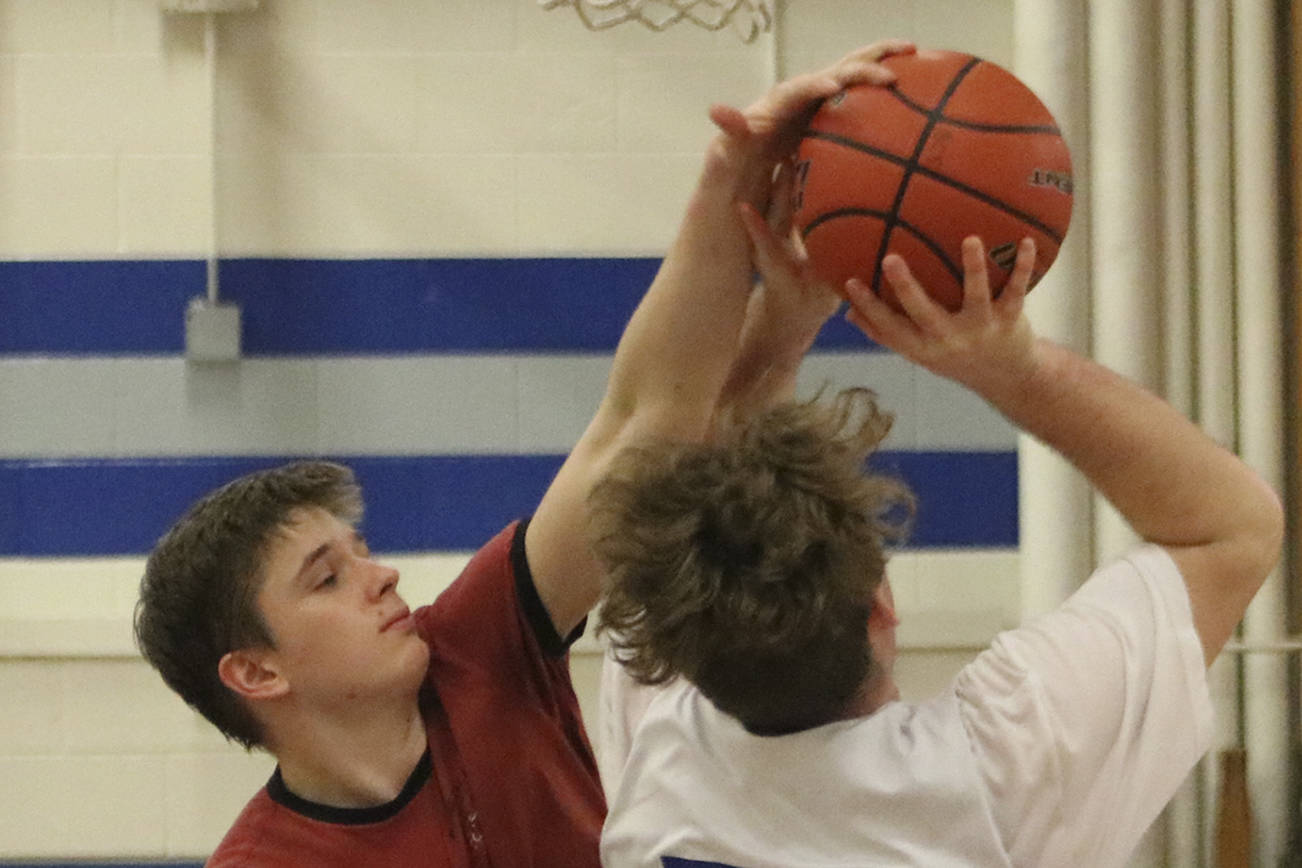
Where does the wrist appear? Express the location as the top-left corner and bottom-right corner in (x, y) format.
(954, 336), (1057, 411)
(699, 131), (774, 208)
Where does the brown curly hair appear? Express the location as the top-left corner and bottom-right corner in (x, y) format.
(590, 388), (914, 735)
(134, 461), (363, 749)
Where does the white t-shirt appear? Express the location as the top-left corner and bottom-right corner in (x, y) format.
(599, 545), (1213, 868)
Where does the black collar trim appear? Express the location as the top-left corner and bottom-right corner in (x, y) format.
(266, 748), (432, 825)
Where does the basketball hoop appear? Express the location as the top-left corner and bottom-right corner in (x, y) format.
(539, 0), (774, 43)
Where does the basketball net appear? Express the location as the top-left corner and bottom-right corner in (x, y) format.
(538, 0), (774, 43)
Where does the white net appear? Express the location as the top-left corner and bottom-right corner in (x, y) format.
(539, 0), (774, 43)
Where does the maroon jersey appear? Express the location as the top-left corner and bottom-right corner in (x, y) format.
(208, 520), (605, 867)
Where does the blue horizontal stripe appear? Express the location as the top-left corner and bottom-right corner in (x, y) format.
(0, 452), (1015, 556)
(0, 258), (876, 355)
(0, 260), (203, 354)
(871, 450), (1019, 547)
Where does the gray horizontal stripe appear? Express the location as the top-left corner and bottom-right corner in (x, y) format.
(0, 354), (1014, 458)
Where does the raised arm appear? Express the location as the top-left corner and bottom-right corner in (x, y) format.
(712, 164), (844, 425)
(844, 237), (1284, 664)
(527, 41), (916, 638)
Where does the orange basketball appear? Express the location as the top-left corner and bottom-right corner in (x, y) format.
(793, 50), (1073, 311)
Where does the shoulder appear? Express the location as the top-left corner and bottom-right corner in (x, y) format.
(1066, 544), (1188, 619)
(955, 544), (1205, 744)
(952, 545), (1213, 863)
(963, 545), (1197, 698)
(206, 787), (280, 867)
(418, 519), (574, 656)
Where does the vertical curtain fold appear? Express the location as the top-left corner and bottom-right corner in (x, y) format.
(1014, 0), (1292, 863)
(1157, 6), (1204, 861)
(1192, 4), (1244, 866)
(1232, 2), (1289, 864)
(1012, 0), (1094, 620)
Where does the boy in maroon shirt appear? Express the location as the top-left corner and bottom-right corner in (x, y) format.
(133, 41), (916, 867)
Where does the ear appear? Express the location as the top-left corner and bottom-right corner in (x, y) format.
(868, 581), (900, 629)
(218, 648), (290, 702)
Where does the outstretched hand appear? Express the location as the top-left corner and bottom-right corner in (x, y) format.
(710, 176), (842, 422)
(705, 39), (916, 209)
(736, 158), (842, 336)
(843, 236), (1040, 397)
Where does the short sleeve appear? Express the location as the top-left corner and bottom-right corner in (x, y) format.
(417, 520), (582, 705)
(596, 648), (667, 798)
(954, 545), (1213, 867)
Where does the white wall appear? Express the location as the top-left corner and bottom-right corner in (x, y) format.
(0, 0), (1022, 860)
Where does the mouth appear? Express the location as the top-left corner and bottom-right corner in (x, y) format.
(380, 608), (413, 633)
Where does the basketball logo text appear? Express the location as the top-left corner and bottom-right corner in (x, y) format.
(988, 242), (1019, 271)
(1029, 169), (1073, 195)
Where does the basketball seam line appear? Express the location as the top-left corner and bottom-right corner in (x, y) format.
(800, 207), (964, 287)
(887, 87), (1061, 135)
(871, 56), (982, 295)
(805, 130), (1065, 245)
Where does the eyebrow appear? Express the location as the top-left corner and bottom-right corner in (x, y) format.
(294, 542), (333, 586)
(292, 530), (367, 586)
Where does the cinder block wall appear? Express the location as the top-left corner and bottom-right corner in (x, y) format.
(0, 0), (1021, 859)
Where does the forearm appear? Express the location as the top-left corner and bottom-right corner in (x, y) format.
(600, 144), (758, 440)
(849, 238), (1280, 562)
(846, 237), (1283, 663)
(525, 144), (768, 637)
(977, 338), (1281, 562)
(714, 183), (844, 424)
(715, 293), (829, 422)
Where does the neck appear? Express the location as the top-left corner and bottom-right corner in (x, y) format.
(862, 671), (900, 714)
(842, 669), (900, 720)
(269, 694), (427, 809)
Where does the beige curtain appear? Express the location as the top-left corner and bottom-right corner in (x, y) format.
(1013, 1), (1292, 864)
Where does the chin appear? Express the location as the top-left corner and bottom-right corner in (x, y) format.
(401, 639), (432, 682)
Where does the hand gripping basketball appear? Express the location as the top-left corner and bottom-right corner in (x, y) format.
(844, 236), (1039, 395)
(794, 49), (1073, 311)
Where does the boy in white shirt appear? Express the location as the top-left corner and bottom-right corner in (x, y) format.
(591, 213), (1283, 866)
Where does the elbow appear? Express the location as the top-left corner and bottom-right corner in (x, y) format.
(1237, 478), (1286, 592)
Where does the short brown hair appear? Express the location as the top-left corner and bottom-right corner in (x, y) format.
(590, 389), (913, 734)
(134, 461), (363, 749)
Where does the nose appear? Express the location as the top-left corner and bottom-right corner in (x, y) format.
(363, 558), (400, 602)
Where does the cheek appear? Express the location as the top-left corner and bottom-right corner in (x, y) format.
(271, 608), (355, 662)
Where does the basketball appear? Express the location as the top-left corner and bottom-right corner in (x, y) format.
(793, 49), (1074, 310)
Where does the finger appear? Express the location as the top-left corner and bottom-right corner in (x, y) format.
(708, 103), (751, 140)
(745, 40), (916, 135)
(788, 225), (811, 265)
(745, 72), (840, 126)
(843, 278), (922, 352)
(996, 237), (1036, 317)
(767, 159), (797, 234)
(738, 202), (792, 277)
(882, 253), (948, 333)
(832, 60), (896, 88)
(960, 236), (994, 316)
(840, 39), (917, 66)
(845, 306), (881, 343)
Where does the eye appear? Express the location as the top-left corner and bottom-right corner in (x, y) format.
(316, 574), (338, 590)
